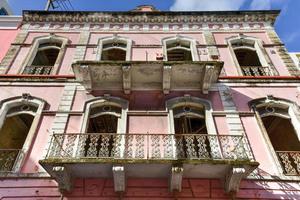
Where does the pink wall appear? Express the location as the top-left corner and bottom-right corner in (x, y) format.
(231, 87), (300, 111)
(0, 29), (19, 62)
(213, 32), (271, 45)
(21, 115), (55, 173)
(0, 86), (64, 111)
(24, 32), (80, 44)
(241, 116), (279, 175)
(128, 116), (168, 134)
(0, 178), (299, 199)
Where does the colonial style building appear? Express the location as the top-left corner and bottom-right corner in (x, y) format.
(0, 5), (299, 199)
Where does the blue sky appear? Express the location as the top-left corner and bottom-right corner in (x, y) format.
(8, 0), (300, 52)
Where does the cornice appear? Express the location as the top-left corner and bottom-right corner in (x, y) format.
(22, 10), (279, 25)
(0, 15), (22, 29)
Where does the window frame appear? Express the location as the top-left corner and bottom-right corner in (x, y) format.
(79, 96), (129, 158)
(96, 35), (132, 61)
(250, 96), (300, 178)
(166, 96), (222, 159)
(0, 95), (46, 173)
(21, 34), (70, 75)
(227, 35), (276, 76)
(162, 35), (199, 61)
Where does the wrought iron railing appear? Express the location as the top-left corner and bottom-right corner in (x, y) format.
(241, 66), (272, 76)
(46, 133), (252, 161)
(277, 151), (300, 176)
(0, 149), (22, 171)
(22, 66), (53, 75)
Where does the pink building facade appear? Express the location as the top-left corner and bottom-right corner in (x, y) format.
(0, 5), (300, 199)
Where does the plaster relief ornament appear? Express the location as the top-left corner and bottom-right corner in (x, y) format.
(33, 24), (41, 28)
(152, 25), (160, 30)
(132, 25), (140, 30)
(191, 25), (200, 30)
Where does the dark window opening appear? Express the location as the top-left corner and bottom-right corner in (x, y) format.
(101, 49), (126, 61)
(234, 49), (262, 67)
(83, 114), (118, 157)
(167, 49), (192, 61)
(262, 116), (300, 151)
(0, 114), (34, 171)
(31, 48), (60, 66)
(262, 115), (300, 175)
(87, 114), (118, 133)
(174, 108), (211, 159)
(174, 116), (207, 134)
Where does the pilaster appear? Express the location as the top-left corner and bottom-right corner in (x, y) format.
(0, 31), (28, 74)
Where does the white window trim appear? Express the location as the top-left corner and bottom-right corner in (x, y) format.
(250, 96), (300, 179)
(96, 35), (132, 61)
(166, 96), (222, 159)
(227, 35), (276, 76)
(162, 35), (199, 61)
(0, 95), (46, 172)
(21, 34), (70, 75)
(78, 96), (129, 158)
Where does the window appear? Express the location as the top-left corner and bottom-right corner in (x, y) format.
(250, 96), (300, 176)
(79, 97), (128, 158)
(166, 96), (220, 159)
(162, 35), (199, 61)
(22, 35), (69, 75)
(228, 35), (276, 76)
(97, 35), (132, 61)
(0, 94), (46, 172)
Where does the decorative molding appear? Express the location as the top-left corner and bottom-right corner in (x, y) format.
(224, 166), (246, 193)
(163, 65), (172, 94)
(112, 165), (126, 192)
(169, 165), (183, 192)
(51, 166), (72, 191)
(122, 65), (131, 94)
(23, 11), (279, 25)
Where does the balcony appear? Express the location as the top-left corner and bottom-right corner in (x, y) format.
(0, 149), (22, 172)
(241, 66), (273, 76)
(277, 151), (300, 176)
(72, 61), (223, 94)
(22, 66), (52, 75)
(40, 133), (258, 193)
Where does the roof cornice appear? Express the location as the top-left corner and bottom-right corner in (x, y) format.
(22, 10), (280, 25)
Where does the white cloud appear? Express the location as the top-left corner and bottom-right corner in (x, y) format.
(249, 0), (286, 10)
(283, 32), (300, 44)
(250, 0), (271, 10)
(170, 0), (246, 11)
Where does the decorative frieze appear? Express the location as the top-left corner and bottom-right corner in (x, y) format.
(24, 22), (271, 32)
(23, 10), (279, 25)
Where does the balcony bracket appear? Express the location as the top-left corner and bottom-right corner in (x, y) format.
(163, 65), (172, 94)
(52, 166), (72, 192)
(224, 166), (247, 193)
(77, 65), (92, 92)
(112, 165), (126, 192)
(202, 65), (215, 94)
(122, 65), (131, 94)
(169, 165), (184, 192)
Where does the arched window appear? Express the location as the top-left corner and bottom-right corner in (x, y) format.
(22, 34), (69, 75)
(0, 94), (46, 172)
(228, 35), (277, 76)
(78, 97), (128, 158)
(162, 35), (199, 61)
(166, 96), (220, 159)
(250, 96), (300, 176)
(97, 35), (132, 61)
